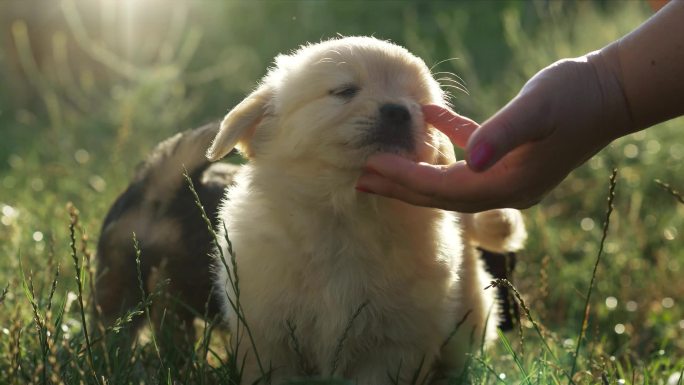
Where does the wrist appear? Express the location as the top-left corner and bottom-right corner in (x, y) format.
(586, 44), (637, 141)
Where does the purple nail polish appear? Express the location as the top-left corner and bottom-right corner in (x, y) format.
(469, 142), (494, 170)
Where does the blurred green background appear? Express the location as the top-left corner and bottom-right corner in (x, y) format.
(0, 1), (682, 383)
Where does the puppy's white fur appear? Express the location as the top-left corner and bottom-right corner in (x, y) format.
(209, 37), (526, 384)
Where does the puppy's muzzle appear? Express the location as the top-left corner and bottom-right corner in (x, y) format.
(370, 103), (415, 152)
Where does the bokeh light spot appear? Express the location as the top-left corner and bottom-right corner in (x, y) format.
(625, 301), (638, 312)
(74, 149), (91, 164)
(32, 231), (43, 242)
(623, 144), (639, 158)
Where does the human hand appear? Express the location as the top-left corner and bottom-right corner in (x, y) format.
(356, 52), (632, 212)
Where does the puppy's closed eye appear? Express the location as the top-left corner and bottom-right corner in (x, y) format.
(329, 84), (360, 100)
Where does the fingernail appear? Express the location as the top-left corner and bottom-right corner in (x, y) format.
(469, 141), (495, 170)
(355, 185), (375, 194)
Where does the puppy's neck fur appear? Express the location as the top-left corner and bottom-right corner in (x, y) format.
(249, 159), (422, 217)
(240, 160), (453, 260)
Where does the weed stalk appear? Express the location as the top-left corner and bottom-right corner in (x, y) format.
(486, 278), (576, 385)
(571, 169), (618, 377)
(183, 169), (268, 382)
(330, 300), (369, 375)
(67, 203), (99, 384)
(654, 179), (684, 204)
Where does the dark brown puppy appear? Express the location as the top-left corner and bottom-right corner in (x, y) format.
(94, 122), (239, 350)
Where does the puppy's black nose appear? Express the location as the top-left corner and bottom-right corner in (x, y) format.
(379, 104), (411, 125)
(371, 103), (414, 151)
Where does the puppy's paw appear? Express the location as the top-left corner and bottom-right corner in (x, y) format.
(465, 209), (527, 253)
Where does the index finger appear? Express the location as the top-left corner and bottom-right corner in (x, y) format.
(422, 104), (480, 148)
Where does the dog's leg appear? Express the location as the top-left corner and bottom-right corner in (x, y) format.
(238, 339), (298, 385)
(438, 244), (499, 375)
(223, 312), (304, 385)
(145, 263), (200, 366)
(349, 346), (436, 385)
(92, 249), (146, 350)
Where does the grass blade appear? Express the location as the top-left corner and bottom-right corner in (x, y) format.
(497, 329), (531, 385)
(571, 169), (618, 377)
(67, 203), (100, 385)
(330, 300), (369, 376)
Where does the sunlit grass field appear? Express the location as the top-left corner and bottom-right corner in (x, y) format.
(1, 1), (683, 384)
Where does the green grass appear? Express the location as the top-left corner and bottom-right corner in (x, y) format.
(1, 1), (683, 384)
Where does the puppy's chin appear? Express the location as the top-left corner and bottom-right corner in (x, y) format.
(369, 144), (418, 161)
(321, 134), (436, 175)
(309, 141), (419, 172)
(362, 132), (438, 165)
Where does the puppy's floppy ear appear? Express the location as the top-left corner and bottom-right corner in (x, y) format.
(206, 84), (273, 161)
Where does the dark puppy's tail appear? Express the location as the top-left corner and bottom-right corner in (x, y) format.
(100, 121), (235, 230)
(132, 122), (223, 200)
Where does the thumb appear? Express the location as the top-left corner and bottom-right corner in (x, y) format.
(466, 91), (549, 171)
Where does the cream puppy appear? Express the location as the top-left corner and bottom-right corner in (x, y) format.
(207, 36), (526, 384)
